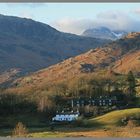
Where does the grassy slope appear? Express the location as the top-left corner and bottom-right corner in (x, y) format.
(29, 108), (140, 137)
(89, 108), (140, 128)
(1, 108), (140, 137)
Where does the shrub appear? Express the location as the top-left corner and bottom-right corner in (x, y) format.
(12, 122), (28, 137)
(126, 120), (138, 128)
(120, 116), (129, 126)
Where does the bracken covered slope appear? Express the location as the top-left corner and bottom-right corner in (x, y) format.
(7, 32), (140, 94)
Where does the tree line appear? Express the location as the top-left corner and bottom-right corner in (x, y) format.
(0, 71), (138, 118)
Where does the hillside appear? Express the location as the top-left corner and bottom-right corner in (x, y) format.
(0, 69), (20, 85)
(6, 32), (140, 94)
(0, 14), (109, 74)
(12, 47), (121, 87)
(89, 108), (140, 127)
(113, 50), (140, 74)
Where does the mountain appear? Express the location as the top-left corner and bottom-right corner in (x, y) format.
(7, 32), (140, 93)
(82, 27), (127, 40)
(113, 50), (140, 74)
(0, 14), (109, 74)
(0, 68), (20, 86)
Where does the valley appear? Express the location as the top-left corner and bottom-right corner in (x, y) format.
(0, 13), (140, 138)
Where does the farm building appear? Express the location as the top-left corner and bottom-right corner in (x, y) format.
(52, 94), (127, 122)
(52, 111), (79, 122)
(69, 96), (118, 107)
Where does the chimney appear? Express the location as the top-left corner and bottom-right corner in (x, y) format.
(71, 99), (74, 108)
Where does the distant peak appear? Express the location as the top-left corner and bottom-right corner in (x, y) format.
(97, 26), (110, 31)
(82, 26), (127, 40)
(87, 26), (111, 32)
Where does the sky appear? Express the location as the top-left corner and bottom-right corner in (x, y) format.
(0, 3), (140, 34)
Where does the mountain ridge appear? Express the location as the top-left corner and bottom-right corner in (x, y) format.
(0, 14), (109, 74)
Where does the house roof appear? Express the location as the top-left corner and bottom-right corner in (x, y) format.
(55, 112), (79, 115)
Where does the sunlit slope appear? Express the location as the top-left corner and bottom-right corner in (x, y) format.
(6, 32), (140, 94)
(89, 108), (140, 127)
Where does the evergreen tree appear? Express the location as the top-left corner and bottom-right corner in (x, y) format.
(127, 71), (136, 97)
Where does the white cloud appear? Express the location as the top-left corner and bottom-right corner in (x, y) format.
(132, 8), (140, 15)
(95, 11), (133, 31)
(51, 18), (95, 35)
(51, 10), (140, 35)
(5, 3), (47, 8)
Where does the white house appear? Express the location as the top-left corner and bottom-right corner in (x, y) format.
(52, 111), (80, 122)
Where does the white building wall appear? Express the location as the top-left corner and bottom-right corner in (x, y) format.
(52, 113), (79, 122)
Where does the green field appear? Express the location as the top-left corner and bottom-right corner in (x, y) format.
(29, 108), (140, 138)
(1, 108), (140, 137)
(89, 108), (140, 128)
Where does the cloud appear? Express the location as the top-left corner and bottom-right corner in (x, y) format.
(132, 8), (140, 15)
(51, 18), (95, 34)
(51, 10), (140, 35)
(95, 11), (134, 31)
(5, 3), (47, 9)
